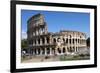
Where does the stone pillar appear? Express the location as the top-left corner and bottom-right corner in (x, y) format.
(71, 38), (73, 45)
(50, 37), (51, 44)
(45, 37), (47, 44)
(49, 48), (52, 55)
(68, 38), (69, 45)
(45, 48), (47, 55)
(39, 48), (42, 55)
(75, 38), (77, 53)
(65, 47), (67, 54)
(77, 38), (79, 52)
(40, 38), (42, 45)
(65, 37), (66, 44)
(37, 29), (39, 35)
(36, 48), (38, 55)
(36, 39), (38, 45)
(75, 47), (77, 52)
(33, 40), (34, 46)
(55, 47), (57, 55)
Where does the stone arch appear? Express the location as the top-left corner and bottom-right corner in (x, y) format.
(53, 38), (56, 43)
(41, 48), (45, 54)
(73, 39), (74, 44)
(52, 48), (55, 54)
(70, 47), (73, 52)
(63, 38), (65, 42)
(34, 39), (36, 44)
(76, 39), (77, 43)
(47, 48), (50, 54)
(57, 38), (61, 42)
(78, 39), (79, 43)
(73, 47), (75, 52)
(63, 47), (66, 53)
(38, 38), (40, 44)
(67, 47), (70, 52)
(76, 47), (78, 52)
(37, 48), (40, 55)
(57, 48), (61, 53)
(66, 38), (68, 43)
(69, 39), (71, 44)
(42, 37), (45, 44)
(70, 35), (72, 38)
(80, 36), (82, 38)
(47, 37), (50, 44)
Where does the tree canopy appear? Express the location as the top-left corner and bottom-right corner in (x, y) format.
(21, 39), (28, 49)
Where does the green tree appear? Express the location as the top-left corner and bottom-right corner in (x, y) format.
(21, 39), (28, 49)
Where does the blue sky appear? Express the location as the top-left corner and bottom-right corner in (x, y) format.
(21, 10), (90, 39)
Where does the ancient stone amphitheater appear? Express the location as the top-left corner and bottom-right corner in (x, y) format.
(27, 13), (87, 56)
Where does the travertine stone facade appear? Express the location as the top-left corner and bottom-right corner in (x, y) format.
(27, 13), (87, 56)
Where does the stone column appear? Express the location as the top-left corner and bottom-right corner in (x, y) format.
(65, 47), (67, 54)
(45, 48), (47, 55)
(40, 48), (42, 56)
(71, 38), (73, 46)
(68, 38), (69, 46)
(75, 37), (77, 53)
(49, 48), (51, 55)
(45, 37), (47, 44)
(50, 37), (51, 44)
(33, 40), (34, 46)
(65, 37), (66, 44)
(40, 38), (42, 45)
(35, 49), (37, 55)
(77, 38), (79, 52)
(36, 39), (38, 45)
(55, 47), (58, 55)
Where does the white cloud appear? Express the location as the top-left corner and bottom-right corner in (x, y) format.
(21, 31), (27, 39)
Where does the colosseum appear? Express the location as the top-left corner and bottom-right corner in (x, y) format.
(27, 13), (87, 56)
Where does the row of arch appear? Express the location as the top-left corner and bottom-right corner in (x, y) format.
(29, 37), (50, 45)
(29, 47), (79, 55)
(53, 38), (86, 44)
(29, 37), (86, 46)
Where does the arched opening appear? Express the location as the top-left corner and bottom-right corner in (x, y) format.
(78, 39), (79, 43)
(42, 38), (45, 44)
(47, 48), (50, 54)
(69, 39), (71, 44)
(53, 38), (56, 43)
(76, 47), (77, 52)
(63, 47), (66, 53)
(67, 47), (70, 52)
(52, 48), (55, 54)
(38, 38), (40, 44)
(63, 38), (65, 42)
(37, 48), (40, 55)
(58, 48), (61, 53)
(34, 39), (36, 44)
(34, 48), (37, 55)
(47, 37), (50, 44)
(73, 47), (75, 52)
(70, 35), (72, 38)
(66, 38), (68, 43)
(76, 39), (77, 43)
(42, 48), (45, 54)
(73, 39), (74, 44)
(80, 36), (82, 38)
(70, 47), (73, 52)
(57, 38), (60, 42)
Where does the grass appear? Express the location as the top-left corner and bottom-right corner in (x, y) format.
(60, 54), (90, 61)
(21, 54), (90, 62)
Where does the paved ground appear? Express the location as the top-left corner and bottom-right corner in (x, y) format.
(21, 55), (60, 63)
(21, 54), (90, 63)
